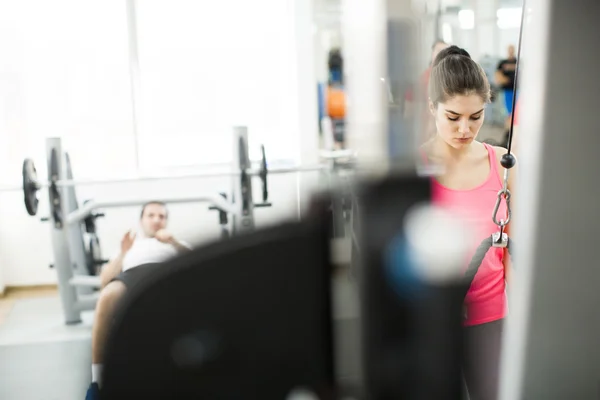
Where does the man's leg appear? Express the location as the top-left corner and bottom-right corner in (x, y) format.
(87, 264), (162, 398)
(91, 280), (127, 387)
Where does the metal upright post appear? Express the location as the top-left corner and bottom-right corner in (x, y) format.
(499, 1), (600, 398)
(46, 137), (81, 324)
(342, 0), (388, 176)
(231, 126), (255, 235)
(63, 153), (94, 295)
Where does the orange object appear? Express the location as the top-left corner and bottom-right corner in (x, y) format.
(326, 86), (346, 119)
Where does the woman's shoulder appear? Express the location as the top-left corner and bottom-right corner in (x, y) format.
(420, 139), (436, 156)
(489, 144), (511, 167)
(478, 141), (508, 160)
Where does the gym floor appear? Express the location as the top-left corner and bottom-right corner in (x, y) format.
(0, 288), (94, 399)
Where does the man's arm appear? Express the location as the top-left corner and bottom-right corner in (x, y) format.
(99, 230), (136, 288)
(99, 253), (125, 288)
(495, 70), (509, 86)
(154, 229), (192, 253)
(170, 238), (192, 253)
(495, 61), (509, 86)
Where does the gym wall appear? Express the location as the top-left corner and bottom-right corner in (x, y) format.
(0, 0), (319, 288)
(0, 130), (7, 293)
(438, 4), (522, 62)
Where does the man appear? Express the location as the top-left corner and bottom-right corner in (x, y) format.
(85, 201), (191, 399)
(495, 45), (518, 138)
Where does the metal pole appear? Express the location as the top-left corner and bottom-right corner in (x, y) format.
(55, 171), (239, 187)
(0, 164), (327, 193)
(62, 153), (94, 296)
(125, 0), (142, 171)
(231, 126), (255, 235)
(434, 0), (442, 40)
(342, 0), (388, 176)
(66, 195), (235, 226)
(46, 138), (81, 325)
(499, 0), (600, 398)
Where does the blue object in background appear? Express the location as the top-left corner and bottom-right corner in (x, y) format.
(317, 82), (326, 125)
(329, 69), (342, 85)
(317, 82), (325, 126)
(503, 88), (517, 114)
(385, 234), (423, 301)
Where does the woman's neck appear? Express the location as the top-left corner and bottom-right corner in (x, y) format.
(431, 135), (473, 162)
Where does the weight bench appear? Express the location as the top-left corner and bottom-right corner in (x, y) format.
(102, 197), (335, 399)
(69, 275), (102, 289)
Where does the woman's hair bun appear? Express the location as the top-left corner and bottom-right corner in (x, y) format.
(433, 45), (471, 67)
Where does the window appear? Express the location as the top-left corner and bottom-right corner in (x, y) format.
(0, 0), (134, 182)
(0, 0), (305, 186)
(458, 9), (475, 30)
(133, 0), (300, 170)
(497, 7), (523, 30)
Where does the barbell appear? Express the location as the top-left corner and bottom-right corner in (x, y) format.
(6, 146), (331, 217)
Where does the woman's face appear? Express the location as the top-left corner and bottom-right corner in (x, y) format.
(430, 94), (485, 149)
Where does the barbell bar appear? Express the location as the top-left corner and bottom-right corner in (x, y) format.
(1, 164), (328, 193)
(7, 158), (332, 218)
(1, 147), (357, 194)
(4, 141), (357, 219)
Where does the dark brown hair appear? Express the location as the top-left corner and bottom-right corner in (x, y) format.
(140, 201), (168, 219)
(428, 45), (491, 106)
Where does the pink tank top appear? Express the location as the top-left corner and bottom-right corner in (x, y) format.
(430, 143), (507, 326)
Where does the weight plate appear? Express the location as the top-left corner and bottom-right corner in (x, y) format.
(86, 235), (102, 275)
(260, 145), (268, 202)
(22, 158), (39, 216)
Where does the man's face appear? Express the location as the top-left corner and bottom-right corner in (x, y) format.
(140, 203), (168, 237)
(508, 45), (516, 58)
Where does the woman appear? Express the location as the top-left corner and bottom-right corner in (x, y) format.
(421, 46), (515, 400)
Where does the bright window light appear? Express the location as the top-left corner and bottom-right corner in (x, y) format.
(458, 9), (474, 30)
(134, 0), (299, 170)
(442, 22), (453, 43)
(497, 7), (522, 29)
(0, 0), (135, 181)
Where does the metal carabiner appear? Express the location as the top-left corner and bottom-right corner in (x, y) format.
(492, 188), (512, 227)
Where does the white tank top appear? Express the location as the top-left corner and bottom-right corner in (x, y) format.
(121, 237), (184, 272)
